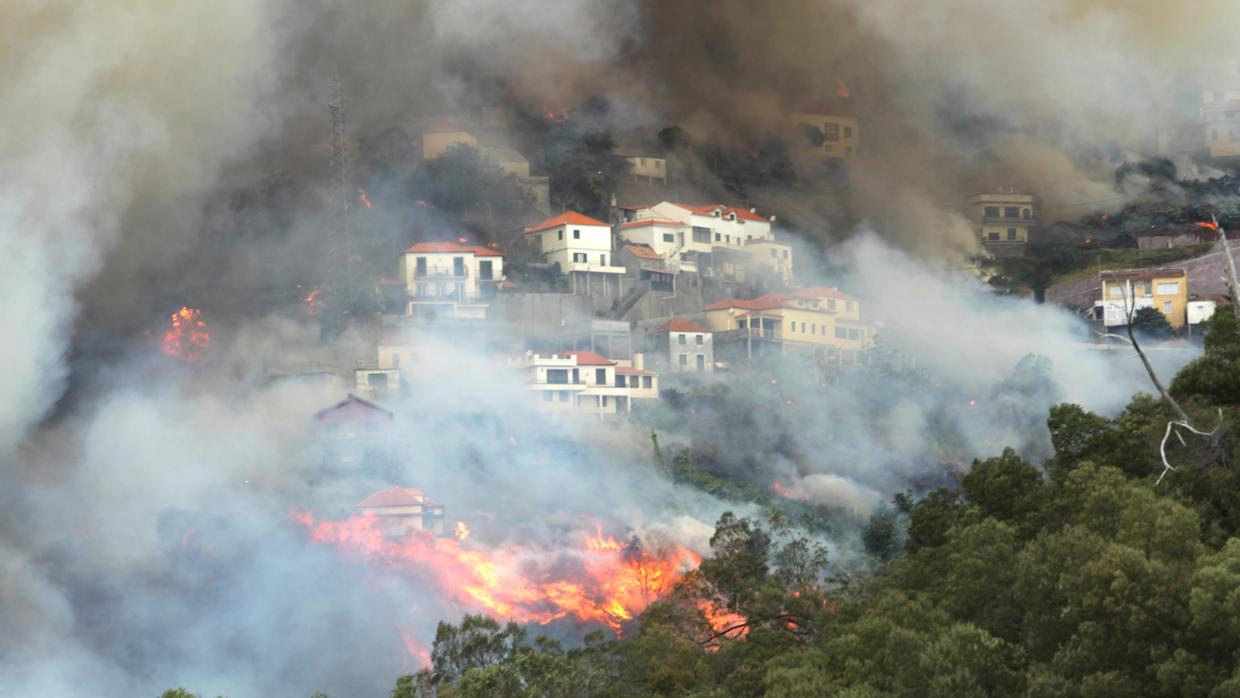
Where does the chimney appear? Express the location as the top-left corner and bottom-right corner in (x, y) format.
(633, 352), (644, 370)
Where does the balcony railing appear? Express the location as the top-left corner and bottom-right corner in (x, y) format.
(414, 265), (470, 279)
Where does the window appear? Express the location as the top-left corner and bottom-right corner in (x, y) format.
(615, 375), (625, 387)
(1156, 282), (1180, 294)
(987, 232), (1000, 241)
(848, 328), (859, 340)
(558, 230), (563, 240)
(1230, 126), (1240, 143)
(595, 368), (606, 384)
(547, 369), (568, 384)
(415, 257), (427, 276)
(543, 391), (553, 402)
(1216, 90), (1225, 101)
(1109, 286), (1123, 298)
(770, 249), (777, 258)
(573, 252), (587, 263)
(692, 226), (711, 244)
(640, 158), (647, 165)
(643, 376), (652, 388)
(845, 301), (854, 312)
(655, 160), (663, 169)
(801, 322), (807, 333)
(827, 298), (836, 311)
(984, 206), (1000, 218)
(416, 283), (427, 296)
(573, 229), (581, 239)
(392, 353), (400, 368)
(1007, 228), (1018, 241)
(843, 126), (853, 138)
(663, 233), (675, 243)
(1162, 301), (1173, 314)
(479, 260), (493, 280)
(844, 146), (853, 157)
(715, 233), (721, 242)
(811, 325), (817, 335)
(559, 391), (569, 403)
(326, 423), (340, 434)
(788, 322), (795, 333)
(1022, 208), (1031, 219)
(695, 334), (704, 345)
(678, 333), (686, 345)
(1004, 206), (1019, 218)
(600, 254), (607, 266)
(824, 123), (840, 141)
(835, 326), (847, 338)
(678, 354), (687, 366)
(1229, 112), (1237, 120)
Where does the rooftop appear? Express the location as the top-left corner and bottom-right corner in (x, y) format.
(404, 241), (504, 257)
(1101, 268), (1187, 281)
(676, 203), (769, 223)
(619, 219), (683, 229)
(524, 211), (610, 234)
(654, 318), (708, 334)
(313, 393), (393, 419)
(625, 243), (663, 261)
(562, 350), (616, 366)
(358, 487), (441, 509)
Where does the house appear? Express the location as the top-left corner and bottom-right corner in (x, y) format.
(1201, 63), (1240, 159)
(357, 487), (445, 537)
(422, 122), (477, 159)
(620, 154), (668, 183)
(616, 243), (676, 292)
(789, 102), (860, 160)
(396, 241), (505, 319)
(1137, 227), (1214, 251)
(524, 211), (626, 296)
(702, 287), (874, 365)
(1093, 269), (1189, 329)
(481, 146), (551, 212)
(965, 186), (1039, 256)
(519, 350), (659, 416)
(653, 318), (713, 373)
(313, 394), (395, 468)
(622, 202), (792, 285)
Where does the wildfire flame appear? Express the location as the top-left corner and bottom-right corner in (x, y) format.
(358, 187), (373, 209)
(542, 105), (570, 123)
(161, 306), (210, 362)
(835, 78), (850, 99)
(455, 521), (470, 541)
(295, 511), (700, 632)
(697, 599), (748, 650)
(1197, 221), (1219, 232)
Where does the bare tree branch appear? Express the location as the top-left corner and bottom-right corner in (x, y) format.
(1214, 214), (1240, 323)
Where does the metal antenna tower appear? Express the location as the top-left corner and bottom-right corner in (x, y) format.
(328, 75), (355, 310)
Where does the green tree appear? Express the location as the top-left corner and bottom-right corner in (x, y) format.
(1131, 305), (1175, 339)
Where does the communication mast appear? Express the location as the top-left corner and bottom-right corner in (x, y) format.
(327, 75), (356, 310)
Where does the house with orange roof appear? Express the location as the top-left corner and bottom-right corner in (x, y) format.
(702, 287), (875, 365)
(517, 349), (659, 416)
(397, 241), (505, 319)
(525, 211), (626, 296)
(616, 242), (676, 292)
(357, 487), (446, 537)
(313, 394), (396, 469)
(789, 101), (860, 160)
(652, 318), (713, 373)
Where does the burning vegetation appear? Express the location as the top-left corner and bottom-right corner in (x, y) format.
(160, 306), (210, 362)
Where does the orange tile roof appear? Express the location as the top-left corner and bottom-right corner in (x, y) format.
(357, 487), (427, 508)
(625, 243), (662, 261)
(404, 241), (504, 257)
(616, 366), (655, 376)
(678, 203), (769, 223)
(562, 350), (616, 366)
(655, 318), (707, 333)
(619, 219), (682, 229)
(313, 393), (393, 419)
(704, 294), (787, 312)
(424, 121), (469, 134)
(524, 211), (610, 234)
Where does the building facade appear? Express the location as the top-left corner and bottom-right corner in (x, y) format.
(789, 105), (860, 160)
(357, 487), (446, 537)
(396, 241), (505, 319)
(525, 211), (626, 296)
(966, 187), (1038, 256)
(519, 350), (659, 416)
(653, 318), (714, 373)
(1094, 269), (1189, 329)
(421, 122), (477, 159)
(703, 287), (874, 365)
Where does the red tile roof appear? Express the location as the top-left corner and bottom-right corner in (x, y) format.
(403, 241), (504, 257)
(616, 366), (655, 376)
(358, 487), (427, 508)
(704, 293), (787, 312)
(655, 318), (707, 333)
(424, 121), (469, 134)
(313, 394), (393, 419)
(678, 204), (769, 223)
(619, 219), (682, 230)
(562, 350), (616, 366)
(788, 286), (859, 302)
(625, 243), (662, 261)
(524, 211), (610, 234)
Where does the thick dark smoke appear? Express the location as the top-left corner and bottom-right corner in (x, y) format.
(0, 2), (1228, 695)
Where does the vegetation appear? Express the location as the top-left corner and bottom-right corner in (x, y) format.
(988, 242), (1213, 293)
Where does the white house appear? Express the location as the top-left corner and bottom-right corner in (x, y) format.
(397, 241), (505, 319)
(357, 487), (445, 537)
(525, 211), (626, 296)
(653, 319), (714, 373)
(518, 350), (659, 416)
(626, 202), (792, 285)
(621, 154), (668, 183)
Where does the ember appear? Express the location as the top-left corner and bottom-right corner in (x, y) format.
(161, 306), (210, 362)
(454, 521), (470, 541)
(835, 77), (850, 99)
(357, 187), (373, 209)
(296, 511), (700, 632)
(542, 105), (570, 123)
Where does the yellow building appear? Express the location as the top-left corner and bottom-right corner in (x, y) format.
(421, 122), (477, 160)
(789, 103), (860, 160)
(703, 287), (874, 364)
(1094, 269), (1188, 329)
(965, 187), (1038, 255)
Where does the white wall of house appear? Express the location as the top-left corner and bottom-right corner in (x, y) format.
(532, 222), (623, 273)
(667, 330), (714, 373)
(644, 202), (774, 254)
(617, 221), (689, 256)
(398, 251), (502, 301)
(625, 155), (667, 181)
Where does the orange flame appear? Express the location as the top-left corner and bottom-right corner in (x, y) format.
(698, 599), (748, 649)
(1197, 221), (1219, 231)
(542, 105), (570, 123)
(358, 187), (373, 209)
(455, 521), (470, 541)
(296, 511), (700, 632)
(401, 630), (431, 668)
(835, 78), (850, 99)
(161, 306), (210, 362)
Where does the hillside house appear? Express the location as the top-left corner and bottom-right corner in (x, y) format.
(519, 350), (658, 416)
(525, 211), (626, 296)
(1093, 269), (1189, 329)
(616, 243), (676, 292)
(620, 154), (668, 183)
(313, 394), (395, 468)
(703, 287), (874, 365)
(421, 122), (477, 159)
(396, 241), (505, 319)
(789, 102), (860, 160)
(965, 186), (1039, 257)
(357, 487), (445, 537)
(652, 318), (714, 373)
(624, 202), (792, 285)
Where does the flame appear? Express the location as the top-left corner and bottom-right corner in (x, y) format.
(542, 105), (570, 123)
(835, 78), (850, 99)
(697, 599), (748, 651)
(161, 306), (210, 362)
(358, 187), (373, 209)
(585, 521), (622, 552)
(401, 630), (431, 668)
(296, 511), (700, 632)
(455, 521), (470, 541)
(457, 235), (469, 244)
(1197, 221), (1219, 231)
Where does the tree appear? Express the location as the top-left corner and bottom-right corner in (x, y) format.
(542, 128), (628, 217)
(410, 144), (530, 221)
(1131, 306), (1175, 340)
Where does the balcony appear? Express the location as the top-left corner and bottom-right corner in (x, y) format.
(414, 265), (470, 279)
